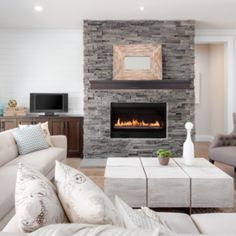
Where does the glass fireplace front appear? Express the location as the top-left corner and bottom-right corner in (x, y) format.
(110, 103), (167, 138)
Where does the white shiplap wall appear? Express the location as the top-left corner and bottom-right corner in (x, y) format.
(0, 29), (84, 114)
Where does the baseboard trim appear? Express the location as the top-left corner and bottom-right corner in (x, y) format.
(195, 135), (214, 142)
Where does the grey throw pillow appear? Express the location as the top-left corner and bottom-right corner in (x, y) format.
(12, 124), (48, 155)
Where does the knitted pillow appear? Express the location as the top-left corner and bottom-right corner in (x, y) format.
(19, 122), (53, 147)
(12, 125), (48, 155)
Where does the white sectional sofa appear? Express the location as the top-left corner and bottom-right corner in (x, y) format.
(0, 130), (67, 230)
(1, 129), (236, 235)
(2, 211), (236, 235)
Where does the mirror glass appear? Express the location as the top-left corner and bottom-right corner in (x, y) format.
(124, 56), (150, 70)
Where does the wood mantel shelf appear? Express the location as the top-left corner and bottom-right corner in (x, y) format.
(90, 80), (193, 90)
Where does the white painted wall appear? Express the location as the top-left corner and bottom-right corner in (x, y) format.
(0, 28), (234, 130)
(195, 43), (225, 140)
(0, 29), (84, 114)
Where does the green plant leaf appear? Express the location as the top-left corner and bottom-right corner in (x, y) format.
(156, 148), (172, 157)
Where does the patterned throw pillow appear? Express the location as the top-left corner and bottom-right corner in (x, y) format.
(115, 196), (172, 233)
(15, 164), (67, 233)
(12, 125), (49, 155)
(55, 161), (123, 226)
(19, 122), (53, 147)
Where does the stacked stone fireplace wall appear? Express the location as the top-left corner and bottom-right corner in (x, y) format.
(84, 20), (195, 158)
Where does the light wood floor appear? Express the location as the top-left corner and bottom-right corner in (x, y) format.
(65, 141), (236, 190)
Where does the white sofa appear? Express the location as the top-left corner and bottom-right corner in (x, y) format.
(2, 211), (236, 235)
(1, 129), (236, 235)
(0, 130), (67, 230)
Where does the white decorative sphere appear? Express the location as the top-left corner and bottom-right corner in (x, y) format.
(185, 122), (193, 130)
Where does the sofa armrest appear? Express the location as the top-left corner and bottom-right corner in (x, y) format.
(210, 134), (236, 149)
(51, 135), (67, 150)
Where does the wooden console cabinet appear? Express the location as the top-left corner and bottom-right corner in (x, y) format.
(0, 115), (83, 158)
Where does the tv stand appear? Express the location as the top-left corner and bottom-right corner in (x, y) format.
(0, 115), (83, 158)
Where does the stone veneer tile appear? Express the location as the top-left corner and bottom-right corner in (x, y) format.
(84, 20), (195, 159)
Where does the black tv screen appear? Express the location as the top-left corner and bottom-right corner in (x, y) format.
(30, 93), (68, 115)
(36, 94), (63, 110)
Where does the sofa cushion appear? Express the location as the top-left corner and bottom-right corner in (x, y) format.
(6, 147), (66, 176)
(0, 130), (18, 167)
(55, 161), (123, 226)
(15, 164), (67, 233)
(0, 165), (18, 222)
(209, 146), (236, 166)
(158, 212), (200, 234)
(0, 147), (66, 228)
(11, 125), (48, 155)
(191, 213), (236, 234)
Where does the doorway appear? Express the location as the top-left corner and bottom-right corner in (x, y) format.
(195, 43), (225, 141)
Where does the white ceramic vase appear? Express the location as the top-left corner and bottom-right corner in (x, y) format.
(183, 122), (195, 165)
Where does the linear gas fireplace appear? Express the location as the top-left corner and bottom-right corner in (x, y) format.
(111, 103), (167, 138)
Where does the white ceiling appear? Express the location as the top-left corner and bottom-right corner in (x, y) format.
(0, 0), (235, 29)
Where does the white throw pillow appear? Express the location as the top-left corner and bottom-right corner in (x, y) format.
(15, 164), (67, 233)
(55, 161), (123, 226)
(115, 196), (172, 233)
(19, 122), (53, 147)
(30, 223), (160, 236)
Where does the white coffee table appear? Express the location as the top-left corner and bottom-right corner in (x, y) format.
(104, 157), (234, 209)
(104, 158), (146, 207)
(141, 158), (190, 208)
(174, 158), (234, 208)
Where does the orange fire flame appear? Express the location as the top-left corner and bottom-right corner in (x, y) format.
(114, 118), (161, 128)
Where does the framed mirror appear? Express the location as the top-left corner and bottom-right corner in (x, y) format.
(124, 56), (151, 70)
(113, 44), (162, 81)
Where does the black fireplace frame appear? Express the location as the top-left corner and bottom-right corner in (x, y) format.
(110, 103), (167, 139)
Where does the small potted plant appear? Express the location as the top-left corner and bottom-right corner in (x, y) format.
(156, 149), (172, 166)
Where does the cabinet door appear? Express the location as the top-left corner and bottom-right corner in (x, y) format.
(51, 119), (65, 135)
(0, 118), (17, 131)
(17, 118), (34, 126)
(65, 118), (83, 157)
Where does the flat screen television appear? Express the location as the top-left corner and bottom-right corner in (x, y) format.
(30, 93), (68, 116)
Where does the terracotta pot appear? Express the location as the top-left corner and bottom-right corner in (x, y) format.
(158, 157), (170, 166)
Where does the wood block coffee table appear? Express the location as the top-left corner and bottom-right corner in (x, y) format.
(174, 158), (234, 208)
(104, 157), (234, 209)
(141, 158), (190, 208)
(104, 158), (146, 207)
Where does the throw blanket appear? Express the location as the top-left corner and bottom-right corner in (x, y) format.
(30, 224), (160, 236)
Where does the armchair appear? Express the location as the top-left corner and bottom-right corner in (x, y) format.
(209, 113), (236, 170)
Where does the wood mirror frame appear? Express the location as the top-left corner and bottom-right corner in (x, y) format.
(113, 44), (162, 81)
